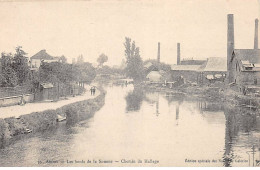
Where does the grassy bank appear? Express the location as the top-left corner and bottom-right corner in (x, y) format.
(142, 84), (259, 109)
(0, 88), (106, 146)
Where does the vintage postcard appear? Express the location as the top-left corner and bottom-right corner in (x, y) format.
(0, 0), (259, 167)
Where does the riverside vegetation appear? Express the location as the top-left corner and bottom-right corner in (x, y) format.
(0, 88), (106, 148)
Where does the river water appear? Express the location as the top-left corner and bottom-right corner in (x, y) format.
(0, 85), (259, 167)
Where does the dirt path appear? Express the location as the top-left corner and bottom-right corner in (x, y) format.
(0, 85), (100, 119)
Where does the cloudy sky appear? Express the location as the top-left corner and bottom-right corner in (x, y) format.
(0, 0), (259, 66)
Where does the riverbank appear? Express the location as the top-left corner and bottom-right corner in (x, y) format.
(0, 85), (99, 119)
(140, 83), (260, 109)
(0, 87), (106, 145)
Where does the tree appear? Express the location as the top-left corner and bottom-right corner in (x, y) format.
(1, 52), (13, 69)
(59, 55), (67, 63)
(77, 62), (96, 83)
(72, 58), (76, 64)
(143, 59), (171, 72)
(125, 87), (144, 112)
(97, 53), (108, 67)
(124, 37), (144, 82)
(39, 62), (72, 84)
(39, 61), (96, 85)
(77, 54), (84, 64)
(1, 66), (18, 87)
(12, 46), (30, 85)
(0, 52), (18, 87)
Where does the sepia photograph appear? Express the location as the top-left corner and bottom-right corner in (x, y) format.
(0, 0), (259, 167)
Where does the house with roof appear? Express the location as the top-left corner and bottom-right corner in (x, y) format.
(169, 43), (212, 84)
(143, 61), (163, 83)
(227, 15), (260, 93)
(144, 61), (159, 76)
(170, 64), (202, 83)
(180, 58), (206, 65)
(146, 71), (163, 82)
(197, 57), (227, 84)
(170, 57), (227, 85)
(30, 49), (61, 68)
(229, 49), (260, 86)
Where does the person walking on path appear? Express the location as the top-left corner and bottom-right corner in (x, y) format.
(93, 86), (96, 95)
(90, 87), (93, 96)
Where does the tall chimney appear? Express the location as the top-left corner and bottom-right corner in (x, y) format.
(157, 42), (160, 63)
(254, 19), (258, 49)
(177, 43), (180, 65)
(227, 14), (234, 83)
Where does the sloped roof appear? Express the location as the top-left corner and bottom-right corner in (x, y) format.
(31, 50), (55, 60)
(241, 60), (250, 64)
(144, 62), (153, 68)
(171, 65), (201, 71)
(255, 64), (260, 67)
(253, 64), (260, 71)
(180, 59), (206, 65)
(233, 49), (260, 64)
(40, 83), (54, 89)
(202, 57), (227, 72)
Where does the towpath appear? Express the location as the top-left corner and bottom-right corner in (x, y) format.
(0, 85), (100, 119)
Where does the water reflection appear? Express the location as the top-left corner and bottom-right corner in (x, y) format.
(125, 87), (144, 112)
(223, 107), (259, 167)
(157, 90), (259, 167)
(0, 85), (259, 167)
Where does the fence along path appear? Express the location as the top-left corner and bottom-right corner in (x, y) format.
(0, 86), (32, 98)
(0, 85), (99, 119)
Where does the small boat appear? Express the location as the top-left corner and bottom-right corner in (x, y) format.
(25, 128), (32, 134)
(57, 115), (66, 122)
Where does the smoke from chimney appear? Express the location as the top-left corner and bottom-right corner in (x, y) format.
(157, 42), (160, 63)
(227, 14), (234, 83)
(254, 18), (258, 49)
(177, 43), (180, 65)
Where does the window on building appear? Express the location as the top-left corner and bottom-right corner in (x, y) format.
(245, 67), (253, 71)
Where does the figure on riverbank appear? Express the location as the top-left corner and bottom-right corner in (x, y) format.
(90, 86), (96, 96)
(93, 86), (96, 95)
(90, 87), (93, 95)
(19, 94), (26, 106)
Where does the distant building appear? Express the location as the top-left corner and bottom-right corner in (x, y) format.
(197, 57), (227, 84)
(144, 61), (164, 82)
(170, 64), (202, 83)
(146, 71), (162, 82)
(180, 58), (206, 65)
(34, 83), (54, 101)
(170, 57), (227, 84)
(144, 62), (158, 76)
(30, 49), (61, 68)
(230, 49), (260, 85)
(170, 43), (205, 83)
(227, 14), (260, 88)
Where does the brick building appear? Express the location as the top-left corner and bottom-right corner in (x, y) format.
(230, 49), (260, 86)
(227, 14), (260, 91)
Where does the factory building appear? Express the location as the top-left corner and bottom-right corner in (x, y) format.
(227, 14), (260, 93)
